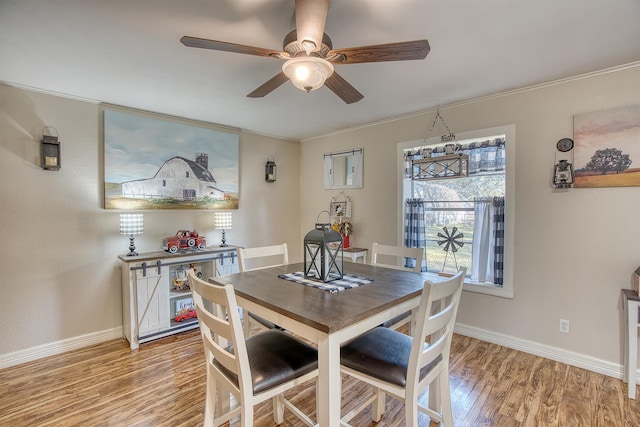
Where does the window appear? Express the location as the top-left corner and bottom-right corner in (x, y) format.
(397, 125), (515, 298)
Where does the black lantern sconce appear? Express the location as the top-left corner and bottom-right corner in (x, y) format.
(303, 211), (344, 283)
(553, 160), (574, 189)
(265, 155), (276, 183)
(553, 138), (574, 189)
(41, 127), (61, 171)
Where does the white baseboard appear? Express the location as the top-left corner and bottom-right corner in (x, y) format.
(455, 323), (627, 381)
(0, 327), (123, 370)
(0, 324), (632, 384)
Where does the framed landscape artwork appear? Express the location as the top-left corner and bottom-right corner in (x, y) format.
(574, 104), (640, 188)
(103, 108), (239, 209)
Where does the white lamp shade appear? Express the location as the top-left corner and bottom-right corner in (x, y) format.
(282, 57), (334, 93)
(120, 213), (143, 235)
(214, 212), (232, 230)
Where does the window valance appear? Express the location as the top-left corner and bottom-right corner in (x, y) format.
(404, 137), (505, 178)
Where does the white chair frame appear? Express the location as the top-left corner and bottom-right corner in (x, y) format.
(237, 243), (289, 336)
(340, 269), (465, 427)
(370, 243), (424, 330)
(188, 270), (318, 427)
(370, 242), (424, 272)
(238, 243), (289, 272)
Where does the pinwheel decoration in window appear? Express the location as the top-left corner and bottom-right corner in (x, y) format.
(437, 226), (464, 272)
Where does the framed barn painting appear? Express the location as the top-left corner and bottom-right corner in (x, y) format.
(103, 108), (239, 210)
(574, 105), (640, 188)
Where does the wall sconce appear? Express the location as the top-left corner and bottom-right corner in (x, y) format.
(554, 138), (574, 189)
(553, 160), (574, 189)
(303, 211), (343, 283)
(41, 127), (61, 171)
(265, 155), (277, 183)
(214, 211), (232, 247)
(120, 213), (144, 256)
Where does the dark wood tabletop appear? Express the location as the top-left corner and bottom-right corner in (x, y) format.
(210, 262), (443, 334)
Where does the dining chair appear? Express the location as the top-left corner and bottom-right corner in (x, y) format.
(237, 243), (289, 335)
(371, 242), (424, 272)
(238, 243), (289, 271)
(370, 242), (424, 331)
(340, 268), (465, 427)
(188, 270), (318, 427)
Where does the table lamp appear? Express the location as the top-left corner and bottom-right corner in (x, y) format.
(214, 212), (232, 247)
(120, 213), (143, 256)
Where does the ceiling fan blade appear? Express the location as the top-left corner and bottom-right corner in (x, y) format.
(324, 72), (363, 104)
(247, 72), (289, 98)
(295, 0), (329, 51)
(181, 36), (287, 59)
(328, 39), (430, 64)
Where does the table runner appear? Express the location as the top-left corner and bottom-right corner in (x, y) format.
(278, 271), (373, 293)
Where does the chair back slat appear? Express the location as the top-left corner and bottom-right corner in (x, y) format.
(238, 243), (289, 272)
(422, 298), (457, 338)
(371, 243), (424, 272)
(418, 327), (449, 366)
(197, 306), (238, 375)
(189, 270), (253, 395)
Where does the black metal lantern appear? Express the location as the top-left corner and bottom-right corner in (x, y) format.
(41, 127), (61, 171)
(304, 222), (343, 283)
(553, 159), (574, 189)
(265, 155), (276, 183)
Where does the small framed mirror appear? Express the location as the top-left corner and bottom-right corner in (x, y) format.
(324, 148), (363, 189)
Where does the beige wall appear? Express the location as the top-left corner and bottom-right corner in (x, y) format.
(300, 65), (640, 366)
(0, 84), (300, 356)
(2, 65), (639, 371)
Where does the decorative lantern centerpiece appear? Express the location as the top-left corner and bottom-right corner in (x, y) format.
(304, 213), (344, 283)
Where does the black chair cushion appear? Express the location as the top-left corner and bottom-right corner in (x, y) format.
(215, 329), (318, 394)
(380, 311), (411, 328)
(340, 327), (441, 387)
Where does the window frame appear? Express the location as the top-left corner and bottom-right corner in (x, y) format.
(397, 124), (516, 299)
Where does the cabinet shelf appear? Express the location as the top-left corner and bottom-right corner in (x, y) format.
(170, 317), (199, 328)
(169, 289), (192, 298)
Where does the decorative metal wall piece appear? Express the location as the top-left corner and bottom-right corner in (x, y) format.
(412, 153), (469, 180)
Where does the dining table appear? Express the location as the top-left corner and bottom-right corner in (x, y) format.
(209, 261), (446, 427)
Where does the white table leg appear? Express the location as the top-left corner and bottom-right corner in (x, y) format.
(627, 299), (637, 399)
(317, 333), (342, 427)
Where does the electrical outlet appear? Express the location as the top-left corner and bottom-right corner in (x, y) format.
(559, 319), (570, 334)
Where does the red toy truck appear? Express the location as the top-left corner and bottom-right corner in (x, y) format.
(163, 230), (206, 253)
(174, 308), (197, 322)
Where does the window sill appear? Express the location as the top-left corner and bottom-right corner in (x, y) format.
(463, 280), (513, 299)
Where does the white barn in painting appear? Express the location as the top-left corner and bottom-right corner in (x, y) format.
(121, 153), (225, 200)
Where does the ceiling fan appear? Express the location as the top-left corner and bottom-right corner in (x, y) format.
(180, 0), (430, 104)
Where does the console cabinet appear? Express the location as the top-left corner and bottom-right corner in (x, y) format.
(119, 246), (238, 349)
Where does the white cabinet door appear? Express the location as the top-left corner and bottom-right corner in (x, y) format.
(214, 251), (239, 276)
(135, 266), (170, 336)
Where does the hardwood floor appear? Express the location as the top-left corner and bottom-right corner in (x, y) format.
(1, 330), (639, 426)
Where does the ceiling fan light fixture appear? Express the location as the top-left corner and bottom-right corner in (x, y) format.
(300, 39), (316, 55)
(282, 56), (334, 93)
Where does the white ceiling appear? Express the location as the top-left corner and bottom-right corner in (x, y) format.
(1, 0), (639, 141)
